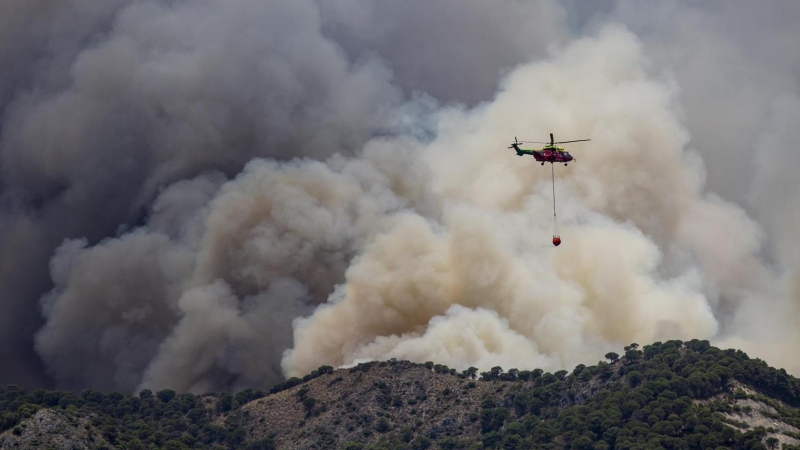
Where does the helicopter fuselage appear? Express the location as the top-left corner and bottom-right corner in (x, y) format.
(511, 144), (573, 163)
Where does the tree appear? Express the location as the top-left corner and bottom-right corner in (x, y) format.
(627, 371), (643, 387)
(302, 397), (317, 415)
(0, 412), (20, 433)
(481, 431), (501, 449)
(81, 389), (105, 404)
(375, 417), (391, 433)
(317, 365), (334, 375)
(164, 440), (190, 450)
(624, 349), (642, 362)
(215, 391), (233, 413)
(246, 438), (276, 450)
(571, 434), (594, 450)
(501, 434), (523, 450)
(766, 437), (779, 450)
(226, 428), (246, 448)
(481, 408), (509, 433)
(438, 437), (464, 450)
(157, 389), (176, 403)
(513, 393), (531, 415)
(411, 436), (431, 450)
(605, 352), (620, 363)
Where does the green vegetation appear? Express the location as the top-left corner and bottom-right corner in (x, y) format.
(268, 365), (334, 395)
(328, 340), (800, 449)
(3, 340), (800, 450)
(462, 339), (800, 450)
(0, 385), (271, 449)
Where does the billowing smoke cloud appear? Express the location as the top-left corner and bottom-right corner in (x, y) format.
(1, 0), (562, 387)
(0, 0), (396, 387)
(4, 0), (800, 393)
(315, 0), (569, 104)
(607, 0), (800, 367)
(282, 25), (759, 378)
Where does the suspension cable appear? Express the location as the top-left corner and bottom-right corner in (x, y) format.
(551, 162), (558, 236)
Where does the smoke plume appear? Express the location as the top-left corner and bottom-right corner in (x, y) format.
(2, 0), (800, 392)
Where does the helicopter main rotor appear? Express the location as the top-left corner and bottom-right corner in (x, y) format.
(510, 133), (590, 147)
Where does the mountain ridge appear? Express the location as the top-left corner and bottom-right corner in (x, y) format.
(3, 339), (800, 449)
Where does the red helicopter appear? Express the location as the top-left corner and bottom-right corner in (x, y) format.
(508, 133), (590, 246)
(508, 133), (590, 166)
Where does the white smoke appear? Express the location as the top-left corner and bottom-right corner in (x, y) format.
(282, 23), (800, 378)
(283, 26), (729, 377)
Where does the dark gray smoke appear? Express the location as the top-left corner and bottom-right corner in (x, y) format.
(0, 0), (566, 389)
(315, 0), (568, 104)
(0, 0), (398, 387)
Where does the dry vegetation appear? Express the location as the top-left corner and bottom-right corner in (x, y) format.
(241, 361), (498, 447)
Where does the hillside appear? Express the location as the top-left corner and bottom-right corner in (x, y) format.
(3, 339), (800, 449)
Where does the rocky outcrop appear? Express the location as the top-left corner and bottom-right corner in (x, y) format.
(0, 408), (114, 450)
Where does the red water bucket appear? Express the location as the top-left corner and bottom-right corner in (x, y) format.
(552, 236), (561, 246)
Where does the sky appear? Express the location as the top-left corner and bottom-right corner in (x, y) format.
(1, 0), (800, 393)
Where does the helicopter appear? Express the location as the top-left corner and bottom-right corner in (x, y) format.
(507, 133), (590, 246)
(508, 133), (590, 166)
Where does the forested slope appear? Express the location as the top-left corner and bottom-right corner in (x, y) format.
(3, 339), (800, 449)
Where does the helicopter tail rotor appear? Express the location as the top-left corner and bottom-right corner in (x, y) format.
(508, 136), (525, 149)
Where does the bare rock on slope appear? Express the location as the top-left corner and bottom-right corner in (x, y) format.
(0, 408), (115, 450)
